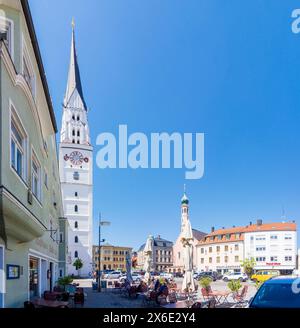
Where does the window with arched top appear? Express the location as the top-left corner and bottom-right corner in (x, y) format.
(75, 221), (78, 228)
(74, 251), (78, 258)
(77, 131), (80, 137)
(72, 139), (75, 144)
(74, 205), (78, 212)
(75, 192), (78, 197)
(75, 236), (78, 243)
(72, 130), (75, 136)
(77, 116), (80, 121)
(72, 115), (75, 120)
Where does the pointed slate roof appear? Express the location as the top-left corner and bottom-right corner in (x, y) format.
(64, 21), (87, 110)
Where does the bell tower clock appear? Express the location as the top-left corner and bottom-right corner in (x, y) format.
(59, 21), (93, 277)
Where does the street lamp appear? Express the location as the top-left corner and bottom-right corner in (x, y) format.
(97, 212), (110, 292)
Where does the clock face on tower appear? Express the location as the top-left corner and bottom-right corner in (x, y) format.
(69, 151), (84, 165)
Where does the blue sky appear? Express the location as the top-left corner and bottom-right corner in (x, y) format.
(29, 0), (300, 250)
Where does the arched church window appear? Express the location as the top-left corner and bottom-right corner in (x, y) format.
(75, 236), (78, 243)
(74, 205), (78, 212)
(77, 131), (80, 137)
(72, 139), (75, 144)
(77, 140), (80, 144)
(72, 130), (75, 136)
(74, 251), (78, 258)
(77, 116), (80, 121)
(75, 221), (78, 228)
(72, 115), (75, 120)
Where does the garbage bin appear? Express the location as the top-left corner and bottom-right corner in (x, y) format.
(92, 282), (98, 291)
(101, 280), (107, 289)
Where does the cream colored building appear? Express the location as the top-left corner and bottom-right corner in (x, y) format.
(196, 227), (244, 274)
(196, 220), (297, 275)
(137, 236), (173, 272)
(0, 0), (64, 307)
(93, 244), (132, 272)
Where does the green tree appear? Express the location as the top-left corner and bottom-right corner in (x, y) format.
(241, 258), (256, 278)
(73, 258), (83, 277)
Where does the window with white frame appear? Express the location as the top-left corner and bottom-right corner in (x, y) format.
(0, 17), (13, 59)
(270, 256), (278, 262)
(22, 38), (36, 98)
(31, 152), (41, 200)
(10, 108), (26, 180)
(285, 256), (292, 262)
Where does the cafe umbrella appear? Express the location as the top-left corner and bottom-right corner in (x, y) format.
(143, 235), (154, 284)
(126, 252), (133, 283)
(181, 219), (195, 292)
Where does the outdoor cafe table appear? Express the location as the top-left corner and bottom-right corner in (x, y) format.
(209, 291), (231, 304)
(32, 298), (69, 308)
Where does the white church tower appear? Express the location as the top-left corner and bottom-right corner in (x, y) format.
(59, 20), (93, 277)
(180, 185), (189, 233)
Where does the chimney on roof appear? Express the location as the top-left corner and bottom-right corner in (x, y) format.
(249, 221), (252, 226)
(211, 227), (215, 233)
(257, 219), (263, 226)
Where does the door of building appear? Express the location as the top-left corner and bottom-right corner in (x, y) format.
(29, 257), (39, 299)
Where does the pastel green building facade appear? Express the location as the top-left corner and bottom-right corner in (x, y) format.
(0, 0), (65, 307)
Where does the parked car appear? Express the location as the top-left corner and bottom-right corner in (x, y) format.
(150, 271), (160, 278)
(251, 270), (280, 283)
(160, 272), (174, 280)
(223, 272), (248, 282)
(174, 272), (183, 278)
(196, 271), (218, 281)
(119, 272), (142, 283)
(248, 276), (300, 308)
(193, 272), (200, 279)
(105, 270), (122, 279)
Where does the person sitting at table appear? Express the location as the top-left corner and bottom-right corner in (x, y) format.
(155, 281), (169, 304)
(154, 278), (161, 291)
(137, 281), (148, 293)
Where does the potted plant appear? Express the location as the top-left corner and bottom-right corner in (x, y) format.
(199, 276), (212, 292)
(57, 276), (73, 291)
(227, 279), (242, 294)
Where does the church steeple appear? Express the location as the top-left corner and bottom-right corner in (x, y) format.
(181, 185), (189, 232)
(60, 19), (90, 145)
(64, 18), (87, 110)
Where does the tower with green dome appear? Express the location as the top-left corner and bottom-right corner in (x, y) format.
(181, 185), (189, 232)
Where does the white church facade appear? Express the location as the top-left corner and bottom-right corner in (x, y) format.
(59, 22), (93, 277)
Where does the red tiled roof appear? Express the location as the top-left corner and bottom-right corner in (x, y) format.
(198, 222), (296, 245)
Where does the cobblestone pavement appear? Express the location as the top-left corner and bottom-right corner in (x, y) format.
(73, 278), (257, 308)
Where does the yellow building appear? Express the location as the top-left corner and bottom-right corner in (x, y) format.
(92, 244), (132, 272)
